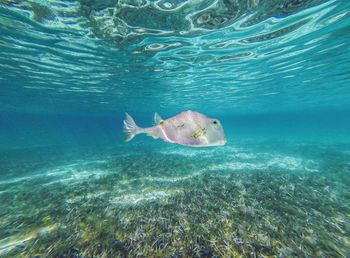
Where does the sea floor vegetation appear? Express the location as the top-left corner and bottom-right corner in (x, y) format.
(0, 142), (349, 257)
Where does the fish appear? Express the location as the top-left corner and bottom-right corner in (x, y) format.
(123, 110), (227, 147)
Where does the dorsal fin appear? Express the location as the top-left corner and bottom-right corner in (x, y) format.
(154, 112), (164, 125)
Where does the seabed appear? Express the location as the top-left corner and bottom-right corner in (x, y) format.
(0, 142), (349, 257)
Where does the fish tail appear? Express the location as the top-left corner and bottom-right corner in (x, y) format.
(123, 113), (143, 142)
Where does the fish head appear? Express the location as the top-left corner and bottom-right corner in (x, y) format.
(202, 117), (227, 146)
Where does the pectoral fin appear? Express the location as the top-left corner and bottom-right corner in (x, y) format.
(192, 127), (206, 139)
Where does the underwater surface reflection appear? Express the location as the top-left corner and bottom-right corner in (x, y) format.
(1, 0), (350, 114)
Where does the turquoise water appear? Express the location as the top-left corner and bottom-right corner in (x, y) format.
(1, 0), (350, 257)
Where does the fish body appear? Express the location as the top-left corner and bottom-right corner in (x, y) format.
(123, 110), (226, 147)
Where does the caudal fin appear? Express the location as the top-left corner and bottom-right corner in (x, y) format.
(123, 113), (143, 142)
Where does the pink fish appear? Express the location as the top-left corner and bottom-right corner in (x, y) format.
(123, 110), (226, 147)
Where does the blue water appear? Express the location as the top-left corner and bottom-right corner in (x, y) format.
(1, 0), (350, 257)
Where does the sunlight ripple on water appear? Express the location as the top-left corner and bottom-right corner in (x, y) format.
(0, 0), (350, 114)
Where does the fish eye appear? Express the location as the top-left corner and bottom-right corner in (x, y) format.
(212, 120), (218, 124)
